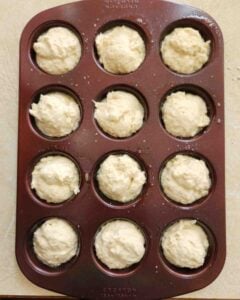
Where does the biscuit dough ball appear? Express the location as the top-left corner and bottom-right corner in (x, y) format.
(161, 219), (209, 269)
(94, 91), (144, 138)
(160, 154), (211, 205)
(161, 27), (211, 74)
(97, 154), (146, 203)
(29, 92), (81, 137)
(33, 218), (79, 267)
(33, 27), (81, 75)
(95, 25), (146, 74)
(94, 220), (145, 269)
(31, 156), (80, 203)
(161, 91), (210, 138)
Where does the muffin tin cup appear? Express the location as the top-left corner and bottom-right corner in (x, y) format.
(17, 0), (225, 299)
(29, 85), (83, 141)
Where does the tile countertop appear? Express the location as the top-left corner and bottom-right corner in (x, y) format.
(0, 0), (239, 298)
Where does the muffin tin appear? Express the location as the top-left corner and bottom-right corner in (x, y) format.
(16, 0), (225, 299)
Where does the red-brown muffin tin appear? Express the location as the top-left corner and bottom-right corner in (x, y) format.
(16, 0), (225, 298)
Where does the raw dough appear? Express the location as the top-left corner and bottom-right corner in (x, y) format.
(161, 27), (211, 74)
(33, 27), (81, 75)
(160, 154), (211, 205)
(29, 92), (81, 137)
(33, 218), (78, 267)
(94, 91), (144, 138)
(97, 154), (146, 203)
(95, 25), (146, 74)
(94, 220), (145, 269)
(161, 219), (209, 269)
(31, 155), (80, 203)
(161, 91), (210, 138)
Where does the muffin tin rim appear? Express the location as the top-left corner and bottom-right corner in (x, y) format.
(26, 150), (83, 207)
(159, 83), (216, 141)
(91, 217), (149, 277)
(25, 216), (81, 276)
(28, 20), (84, 76)
(28, 84), (84, 141)
(158, 150), (216, 208)
(92, 83), (149, 140)
(158, 17), (218, 76)
(92, 149), (149, 209)
(158, 217), (217, 278)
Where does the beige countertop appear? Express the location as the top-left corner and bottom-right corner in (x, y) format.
(0, 0), (239, 298)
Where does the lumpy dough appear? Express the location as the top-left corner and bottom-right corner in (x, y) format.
(95, 25), (146, 74)
(161, 27), (211, 74)
(161, 219), (209, 269)
(161, 91), (210, 138)
(160, 154), (211, 205)
(31, 156), (80, 203)
(33, 218), (78, 267)
(97, 154), (146, 203)
(33, 27), (81, 75)
(29, 92), (81, 137)
(94, 220), (145, 269)
(94, 91), (144, 138)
